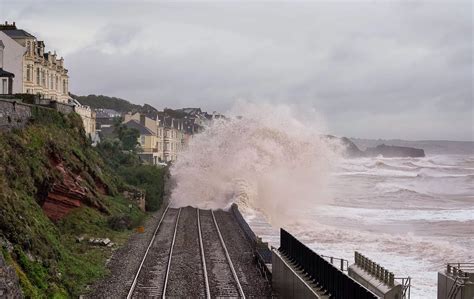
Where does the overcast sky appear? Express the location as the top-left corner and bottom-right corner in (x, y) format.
(1, 0), (472, 140)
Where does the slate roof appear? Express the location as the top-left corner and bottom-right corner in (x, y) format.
(96, 109), (121, 119)
(1, 29), (35, 39)
(123, 120), (154, 136)
(0, 68), (15, 78)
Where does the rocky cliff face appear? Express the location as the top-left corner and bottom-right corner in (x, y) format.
(336, 136), (425, 158)
(42, 158), (109, 221)
(0, 252), (23, 298)
(364, 144), (425, 158)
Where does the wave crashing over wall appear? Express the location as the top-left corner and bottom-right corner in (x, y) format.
(170, 102), (342, 226)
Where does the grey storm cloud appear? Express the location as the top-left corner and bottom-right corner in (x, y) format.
(1, 0), (472, 140)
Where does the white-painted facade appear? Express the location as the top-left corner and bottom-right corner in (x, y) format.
(0, 22), (70, 102)
(0, 31), (25, 94)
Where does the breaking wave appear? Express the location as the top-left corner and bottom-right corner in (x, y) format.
(170, 101), (342, 226)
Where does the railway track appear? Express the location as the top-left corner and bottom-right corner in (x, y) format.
(200, 209), (245, 298)
(127, 206), (246, 298)
(127, 205), (179, 298)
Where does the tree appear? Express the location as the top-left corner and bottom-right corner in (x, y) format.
(113, 120), (140, 151)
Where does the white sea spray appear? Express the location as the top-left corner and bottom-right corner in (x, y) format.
(170, 101), (342, 227)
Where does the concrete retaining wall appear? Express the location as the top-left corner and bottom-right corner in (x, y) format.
(348, 265), (401, 299)
(231, 204), (258, 246)
(231, 204), (272, 280)
(272, 249), (324, 299)
(438, 271), (474, 299)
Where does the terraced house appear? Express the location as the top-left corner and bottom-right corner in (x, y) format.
(0, 22), (70, 102)
(123, 112), (187, 164)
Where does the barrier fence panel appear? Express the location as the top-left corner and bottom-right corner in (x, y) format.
(279, 229), (378, 299)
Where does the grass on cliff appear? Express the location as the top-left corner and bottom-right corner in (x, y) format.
(0, 108), (161, 298)
(96, 137), (167, 212)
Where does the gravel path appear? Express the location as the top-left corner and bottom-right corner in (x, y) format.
(200, 209), (240, 297)
(86, 204), (170, 298)
(132, 208), (179, 298)
(165, 207), (206, 297)
(214, 210), (272, 298)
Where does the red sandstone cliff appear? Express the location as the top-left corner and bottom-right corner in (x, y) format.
(42, 158), (109, 221)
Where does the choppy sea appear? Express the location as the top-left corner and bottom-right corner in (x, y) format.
(243, 140), (474, 298)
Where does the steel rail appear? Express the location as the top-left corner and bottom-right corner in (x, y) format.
(126, 203), (171, 299)
(161, 208), (181, 299)
(197, 209), (211, 299)
(211, 210), (246, 298)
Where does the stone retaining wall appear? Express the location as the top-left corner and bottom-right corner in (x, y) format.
(0, 98), (76, 132)
(0, 99), (32, 131)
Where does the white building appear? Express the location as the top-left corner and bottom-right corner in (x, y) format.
(0, 31), (24, 94)
(0, 22), (70, 102)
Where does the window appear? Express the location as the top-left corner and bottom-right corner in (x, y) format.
(140, 136), (146, 145)
(1, 79), (7, 94)
(36, 68), (40, 85)
(63, 79), (66, 94)
(26, 66), (31, 81)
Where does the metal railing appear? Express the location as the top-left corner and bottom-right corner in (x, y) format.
(396, 277), (411, 299)
(447, 263), (474, 276)
(279, 229), (378, 299)
(354, 252), (411, 299)
(321, 254), (349, 272)
(446, 263), (473, 299)
(354, 251), (395, 286)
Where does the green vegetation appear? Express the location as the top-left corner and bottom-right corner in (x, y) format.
(71, 94), (141, 113)
(113, 120), (140, 151)
(118, 165), (167, 211)
(96, 121), (167, 212)
(0, 107), (166, 297)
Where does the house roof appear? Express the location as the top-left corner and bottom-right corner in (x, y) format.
(0, 68), (15, 78)
(1, 29), (35, 39)
(123, 120), (154, 136)
(96, 109), (121, 119)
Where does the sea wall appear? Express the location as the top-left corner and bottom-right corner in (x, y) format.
(231, 204), (272, 280)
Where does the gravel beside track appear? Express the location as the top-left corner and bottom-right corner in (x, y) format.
(85, 205), (169, 298)
(87, 205), (271, 298)
(165, 206), (206, 297)
(214, 210), (272, 298)
(200, 209), (240, 297)
(131, 208), (179, 298)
